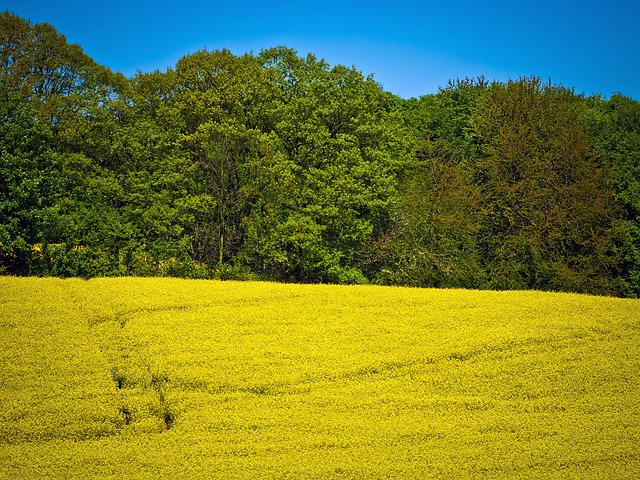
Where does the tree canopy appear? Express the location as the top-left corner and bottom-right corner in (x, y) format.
(2, 11), (639, 296)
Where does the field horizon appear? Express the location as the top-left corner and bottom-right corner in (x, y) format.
(1, 277), (638, 478)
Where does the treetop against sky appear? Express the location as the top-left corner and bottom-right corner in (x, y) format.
(3, 0), (639, 100)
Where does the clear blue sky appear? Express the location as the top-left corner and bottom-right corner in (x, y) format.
(4, 0), (640, 100)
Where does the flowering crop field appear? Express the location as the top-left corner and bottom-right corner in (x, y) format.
(1, 277), (638, 479)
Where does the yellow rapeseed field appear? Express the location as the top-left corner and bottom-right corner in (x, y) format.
(1, 277), (638, 478)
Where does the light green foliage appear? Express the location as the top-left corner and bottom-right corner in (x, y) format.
(1, 277), (638, 478)
(252, 48), (410, 283)
(0, 11), (124, 137)
(586, 94), (640, 297)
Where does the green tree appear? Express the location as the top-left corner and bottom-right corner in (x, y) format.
(586, 93), (640, 296)
(171, 49), (266, 271)
(0, 11), (143, 277)
(472, 77), (618, 294)
(0, 11), (125, 141)
(243, 47), (411, 283)
(381, 78), (487, 287)
(0, 84), (58, 273)
(381, 141), (484, 288)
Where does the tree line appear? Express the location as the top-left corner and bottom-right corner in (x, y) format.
(2, 11), (639, 297)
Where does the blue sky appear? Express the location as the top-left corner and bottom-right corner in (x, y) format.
(5, 0), (640, 99)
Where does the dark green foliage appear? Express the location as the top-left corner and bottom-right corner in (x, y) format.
(378, 80), (487, 288)
(1, 11), (638, 295)
(384, 77), (621, 295)
(0, 84), (59, 273)
(472, 78), (618, 294)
